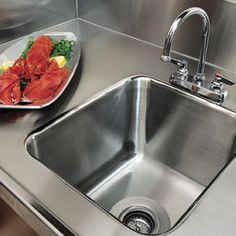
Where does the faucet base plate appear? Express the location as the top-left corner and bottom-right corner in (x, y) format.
(170, 73), (225, 104)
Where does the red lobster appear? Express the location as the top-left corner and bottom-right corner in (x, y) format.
(0, 36), (71, 105)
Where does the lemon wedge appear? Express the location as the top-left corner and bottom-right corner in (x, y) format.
(51, 56), (66, 68)
(0, 61), (15, 72)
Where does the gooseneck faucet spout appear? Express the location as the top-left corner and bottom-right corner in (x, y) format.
(161, 7), (210, 81)
(161, 7), (235, 104)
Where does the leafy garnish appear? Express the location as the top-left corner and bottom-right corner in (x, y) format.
(0, 68), (4, 75)
(21, 37), (34, 59)
(51, 39), (75, 60)
(20, 78), (29, 91)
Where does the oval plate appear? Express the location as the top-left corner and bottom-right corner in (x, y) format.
(0, 31), (81, 109)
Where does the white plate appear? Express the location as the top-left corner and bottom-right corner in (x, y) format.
(0, 31), (81, 109)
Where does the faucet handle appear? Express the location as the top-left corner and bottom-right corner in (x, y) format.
(214, 72), (235, 86)
(161, 55), (188, 76)
(170, 58), (188, 70)
(211, 72), (235, 92)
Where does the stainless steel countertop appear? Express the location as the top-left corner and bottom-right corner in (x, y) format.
(0, 18), (236, 236)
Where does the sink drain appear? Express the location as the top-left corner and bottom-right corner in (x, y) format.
(123, 210), (155, 234)
(110, 197), (170, 235)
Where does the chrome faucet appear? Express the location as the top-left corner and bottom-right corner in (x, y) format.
(161, 7), (210, 82)
(161, 7), (234, 104)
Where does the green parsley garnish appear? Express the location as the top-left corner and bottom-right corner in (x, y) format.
(20, 79), (29, 91)
(51, 39), (75, 60)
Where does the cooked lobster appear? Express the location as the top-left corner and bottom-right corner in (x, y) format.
(23, 60), (71, 105)
(0, 36), (71, 105)
(0, 72), (21, 105)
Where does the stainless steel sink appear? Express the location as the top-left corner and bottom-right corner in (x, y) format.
(26, 76), (236, 234)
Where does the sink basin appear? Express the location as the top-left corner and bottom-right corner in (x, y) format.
(26, 76), (236, 234)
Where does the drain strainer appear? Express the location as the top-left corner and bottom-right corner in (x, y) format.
(110, 197), (170, 235)
(123, 210), (155, 234)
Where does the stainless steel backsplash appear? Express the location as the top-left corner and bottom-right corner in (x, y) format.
(0, 0), (78, 45)
(77, 0), (236, 73)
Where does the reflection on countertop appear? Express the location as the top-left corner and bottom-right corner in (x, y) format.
(0, 0), (77, 45)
